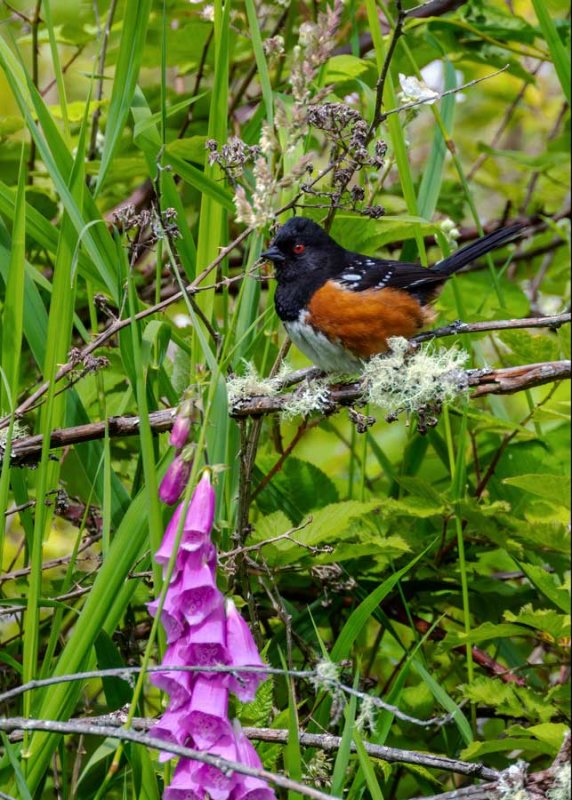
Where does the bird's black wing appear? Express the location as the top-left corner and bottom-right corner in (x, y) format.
(337, 254), (444, 299)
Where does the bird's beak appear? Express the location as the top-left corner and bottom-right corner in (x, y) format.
(260, 244), (285, 264)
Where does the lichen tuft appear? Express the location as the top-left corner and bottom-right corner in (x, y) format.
(362, 337), (468, 416)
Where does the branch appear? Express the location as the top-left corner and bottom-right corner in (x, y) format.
(0, 713), (500, 782)
(230, 360), (571, 417)
(0, 717), (332, 800)
(8, 408), (175, 466)
(6, 314), (569, 464)
(412, 312), (570, 343)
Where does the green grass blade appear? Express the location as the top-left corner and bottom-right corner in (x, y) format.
(417, 59), (456, 219)
(25, 487), (151, 790)
(244, 0), (274, 126)
(21, 122), (86, 743)
(331, 672), (359, 796)
(531, 0), (570, 103)
(365, 0), (427, 264)
(1, 147), (26, 415)
(95, 0), (154, 193)
(331, 545), (431, 661)
(0, 39), (121, 299)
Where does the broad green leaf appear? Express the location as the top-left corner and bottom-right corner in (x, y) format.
(503, 474), (571, 509)
(504, 605), (570, 642)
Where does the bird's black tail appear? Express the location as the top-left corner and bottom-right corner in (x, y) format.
(433, 224), (525, 276)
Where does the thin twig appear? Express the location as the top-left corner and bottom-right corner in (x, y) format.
(412, 312), (570, 343)
(0, 718), (334, 800)
(0, 533), (101, 584)
(0, 715), (501, 783)
(87, 0), (119, 164)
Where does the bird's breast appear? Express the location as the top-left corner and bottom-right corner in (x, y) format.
(306, 282), (426, 357)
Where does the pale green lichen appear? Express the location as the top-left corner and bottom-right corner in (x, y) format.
(361, 337), (468, 416)
(226, 363), (285, 408)
(0, 420), (29, 461)
(280, 378), (332, 420)
(548, 762), (571, 800)
(497, 762), (530, 800)
(356, 695), (377, 734)
(310, 659), (341, 693)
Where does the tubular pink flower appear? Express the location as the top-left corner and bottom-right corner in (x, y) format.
(150, 639), (194, 709)
(149, 704), (194, 762)
(185, 737), (239, 800)
(152, 469), (276, 800)
(186, 675), (233, 749)
(170, 415), (192, 448)
(185, 604), (230, 667)
(230, 724), (276, 800)
(155, 503), (184, 569)
(155, 471), (215, 572)
(225, 600), (267, 702)
(180, 470), (215, 551)
(151, 546), (220, 639)
(159, 455), (192, 505)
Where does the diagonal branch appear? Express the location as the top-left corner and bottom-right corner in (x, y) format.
(6, 310), (570, 465)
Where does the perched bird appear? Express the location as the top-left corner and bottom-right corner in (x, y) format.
(261, 216), (524, 373)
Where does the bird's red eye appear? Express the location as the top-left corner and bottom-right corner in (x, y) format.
(293, 243), (305, 254)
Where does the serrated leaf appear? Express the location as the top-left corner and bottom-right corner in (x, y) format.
(256, 500), (380, 566)
(255, 456), (339, 524)
(441, 621), (527, 650)
(504, 605), (570, 642)
(507, 722), (570, 753)
(503, 474), (571, 510)
(461, 677), (556, 723)
(516, 563), (570, 612)
(236, 677), (274, 727)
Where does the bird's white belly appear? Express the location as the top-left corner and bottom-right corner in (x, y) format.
(284, 316), (362, 373)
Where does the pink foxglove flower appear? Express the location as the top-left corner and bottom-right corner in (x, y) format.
(225, 599), (267, 702)
(155, 472), (215, 570)
(231, 723), (277, 800)
(186, 675), (233, 749)
(150, 471), (276, 800)
(159, 455), (192, 505)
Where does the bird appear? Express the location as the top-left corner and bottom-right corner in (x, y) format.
(261, 216), (524, 373)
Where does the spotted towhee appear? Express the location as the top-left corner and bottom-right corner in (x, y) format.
(261, 216), (524, 372)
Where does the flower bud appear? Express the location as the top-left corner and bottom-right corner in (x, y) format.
(169, 415), (192, 449)
(159, 455), (192, 505)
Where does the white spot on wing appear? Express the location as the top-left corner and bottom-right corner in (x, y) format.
(341, 273), (361, 282)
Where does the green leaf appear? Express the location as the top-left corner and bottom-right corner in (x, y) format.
(504, 605), (570, 641)
(1, 733), (32, 800)
(256, 500), (380, 566)
(503, 474), (571, 510)
(461, 676), (557, 723)
(516, 563), (570, 612)
(244, 0), (274, 126)
(477, 143), (570, 171)
(255, 456), (339, 523)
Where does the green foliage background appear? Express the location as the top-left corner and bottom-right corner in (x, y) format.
(0, 0), (570, 797)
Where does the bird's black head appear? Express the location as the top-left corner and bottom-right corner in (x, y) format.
(261, 216), (343, 284)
